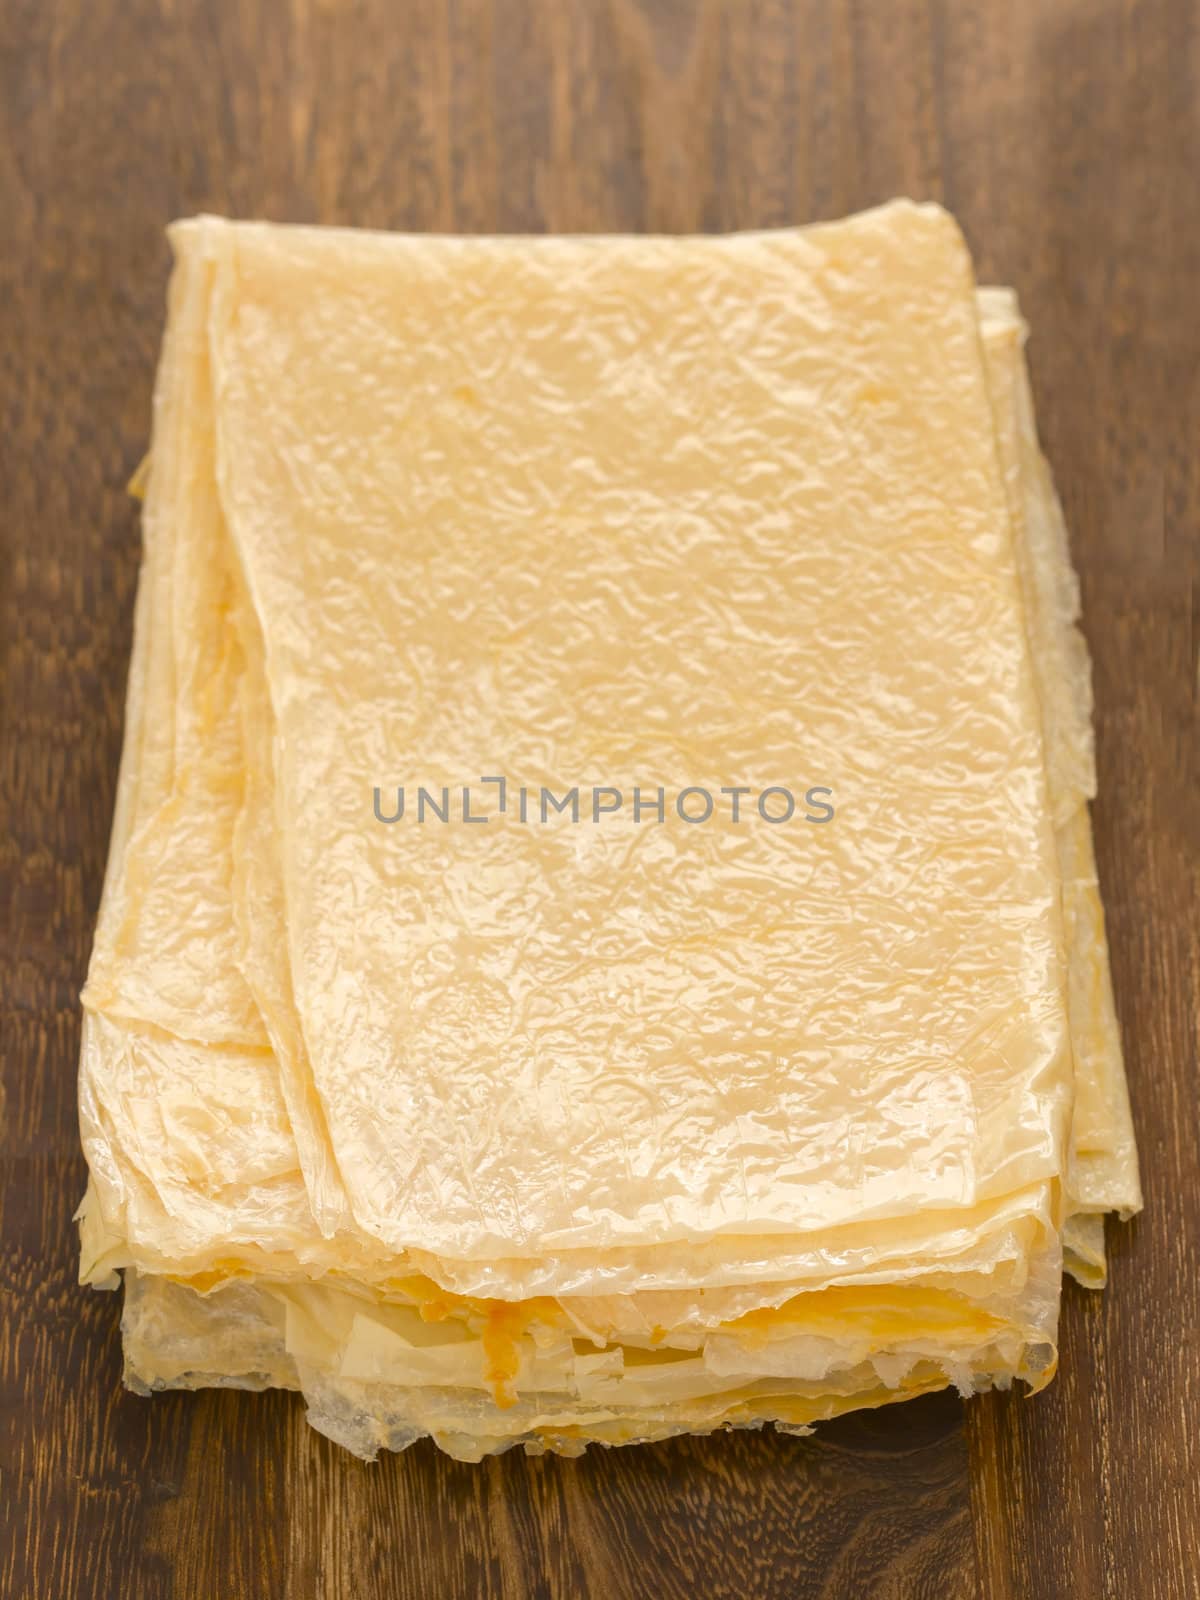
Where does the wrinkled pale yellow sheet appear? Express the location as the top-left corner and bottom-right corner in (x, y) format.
(78, 203), (1139, 1460)
(977, 288), (1139, 1288)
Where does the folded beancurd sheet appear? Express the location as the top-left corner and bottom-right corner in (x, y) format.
(78, 202), (1140, 1461)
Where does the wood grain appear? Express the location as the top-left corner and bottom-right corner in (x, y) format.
(0, 2), (1195, 1597)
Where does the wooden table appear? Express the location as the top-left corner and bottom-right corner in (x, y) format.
(2, 3), (1196, 1595)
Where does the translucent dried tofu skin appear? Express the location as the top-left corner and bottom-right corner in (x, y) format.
(976, 290), (1140, 1249)
(78, 204), (1142, 1461)
(120, 1265), (1047, 1462)
(204, 203), (1075, 1265)
(77, 241), (317, 1277)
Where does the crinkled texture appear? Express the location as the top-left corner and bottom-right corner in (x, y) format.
(78, 202), (1140, 1458)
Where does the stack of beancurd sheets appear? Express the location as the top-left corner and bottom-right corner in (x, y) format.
(78, 201), (1141, 1462)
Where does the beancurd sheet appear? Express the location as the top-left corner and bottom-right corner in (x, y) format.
(77, 202), (1139, 1460)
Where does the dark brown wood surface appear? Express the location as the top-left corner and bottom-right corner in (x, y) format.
(1, 2), (1196, 1596)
